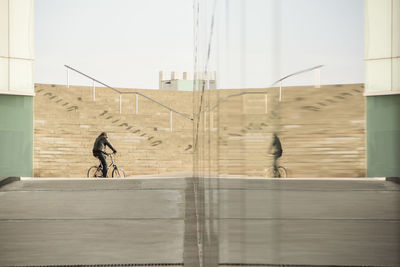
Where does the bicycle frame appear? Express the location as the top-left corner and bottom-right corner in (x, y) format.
(108, 153), (116, 168)
(89, 152), (125, 178)
(96, 153), (117, 170)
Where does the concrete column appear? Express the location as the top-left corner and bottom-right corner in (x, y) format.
(365, 0), (400, 177)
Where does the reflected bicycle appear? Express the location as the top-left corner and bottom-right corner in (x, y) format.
(264, 165), (287, 178)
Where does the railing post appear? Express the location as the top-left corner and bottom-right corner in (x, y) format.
(92, 80), (96, 101)
(170, 111), (173, 132)
(265, 94), (268, 113)
(136, 94), (138, 114)
(279, 81), (282, 102)
(66, 69), (69, 88)
(315, 68), (321, 88)
(119, 94), (122, 114)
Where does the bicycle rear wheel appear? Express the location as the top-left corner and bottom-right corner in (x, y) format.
(112, 167), (126, 178)
(87, 166), (102, 178)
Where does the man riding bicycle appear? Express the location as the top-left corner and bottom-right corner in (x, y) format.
(269, 132), (283, 175)
(92, 132), (117, 178)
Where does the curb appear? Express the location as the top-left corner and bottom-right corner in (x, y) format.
(0, 177), (20, 188)
(386, 177), (400, 184)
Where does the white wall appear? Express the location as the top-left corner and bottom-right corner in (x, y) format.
(0, 0), (34, 95)
(365, 0), (400, 95)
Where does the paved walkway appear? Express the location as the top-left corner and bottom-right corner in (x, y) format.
(0, 177), (399, 266)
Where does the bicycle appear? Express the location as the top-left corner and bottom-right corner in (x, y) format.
(87, 153), (126, 178)
(264, 165), (287, 178)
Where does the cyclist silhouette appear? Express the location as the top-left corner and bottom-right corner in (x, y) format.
(269, 132), (283, 173)
(92, 132), (117, 177)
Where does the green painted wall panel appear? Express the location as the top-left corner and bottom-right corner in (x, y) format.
(0, 95), (33, 177)
(366, 95), (400, 177)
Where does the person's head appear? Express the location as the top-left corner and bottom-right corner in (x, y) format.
(273, 132), (278, 138)
(100, 132), (108, 138)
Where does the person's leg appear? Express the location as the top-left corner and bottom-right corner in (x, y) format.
(272, 155), (277, 177)
(98, 154), (108, 177)
(273, 155), (278, 171)
(275, 154), (283, 177)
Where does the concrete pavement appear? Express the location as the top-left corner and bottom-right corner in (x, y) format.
(0, 177), (399, 266)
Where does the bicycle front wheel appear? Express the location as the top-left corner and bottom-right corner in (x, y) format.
(87, 166), (102, 178)
(112, 167), (126, 178)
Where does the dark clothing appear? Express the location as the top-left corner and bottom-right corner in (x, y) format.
(93, 151), (108, 177)
(271, 135), (283, 173)
(273, 155), (280, 173)
(92, 135), (117, 154)
(272, 135), (283, 158)
(92, 135), (117, 178)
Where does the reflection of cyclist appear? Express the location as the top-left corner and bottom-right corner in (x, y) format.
(269, 132), (283, 172)
(92, 132), (117, 177)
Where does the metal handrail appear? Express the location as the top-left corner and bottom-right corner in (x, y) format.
(206, 64), (324, 112)
(65, 64), (323, 122)
(271, 65), (323, 86)
(64, 65), (193, 120)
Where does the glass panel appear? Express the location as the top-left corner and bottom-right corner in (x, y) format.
(9, 0), (34, 59)
(9, 58), (33, 92)
(393, 58), (400, 91)
(0, 0), (8, 57)
(365, 0), (392, 59)
(365, 59), (392, 92)
(393, 0), (400, 57)
(0, 57), (8, 92)
(192, 1), (281, 264)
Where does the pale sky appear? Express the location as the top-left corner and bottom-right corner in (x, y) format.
(34, 0), (364, 89)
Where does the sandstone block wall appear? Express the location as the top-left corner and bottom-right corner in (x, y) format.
(34, 83), (365, 178)
(34, 84), (193, 177)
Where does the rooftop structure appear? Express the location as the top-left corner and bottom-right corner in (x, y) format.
(159, 70), (216, 91)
